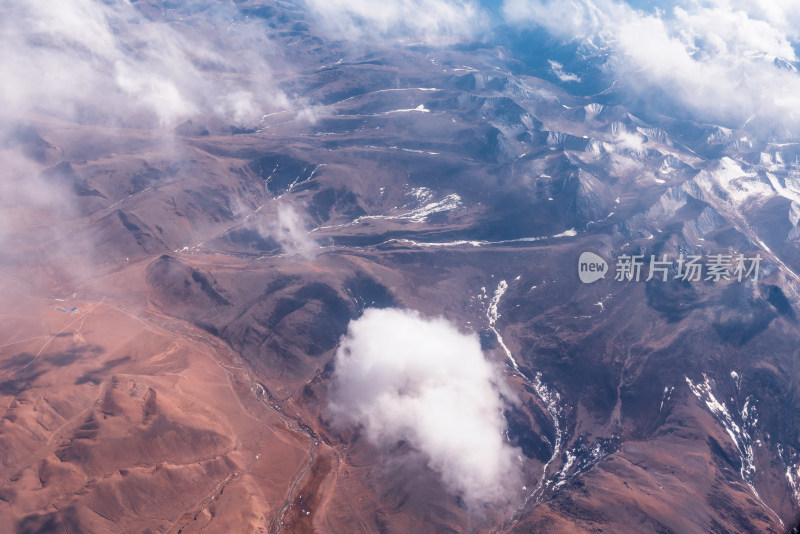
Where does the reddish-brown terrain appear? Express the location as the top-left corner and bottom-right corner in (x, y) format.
(4, 1), (800, 533)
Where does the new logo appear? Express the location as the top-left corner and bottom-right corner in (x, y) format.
(578, 252), (608, 284)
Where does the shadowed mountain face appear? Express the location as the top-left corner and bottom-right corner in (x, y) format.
(3, 1), (800, 533)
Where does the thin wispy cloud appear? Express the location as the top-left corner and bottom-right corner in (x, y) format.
(548, 60), (581, 83)
(0, 0), (289, 129)
(270, 203), (318, 259)
(0, 0), (296, 265)
(299, 0), (800, 132)
(301, 0), (488, 44)
(503, 0), (800, 132)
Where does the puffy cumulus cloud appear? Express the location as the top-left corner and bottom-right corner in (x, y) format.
(329, 308), (521, 504)
(0, 0), (289, 129)
(503, 0), (800, 131)
(301, 0), (488, 44)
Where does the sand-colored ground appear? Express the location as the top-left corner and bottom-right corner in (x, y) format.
(0, 279), (317, 533)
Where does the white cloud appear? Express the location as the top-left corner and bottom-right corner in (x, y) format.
(0, 0), (298, 273)
(249, 201), (318, 259)
(548, 60), (581, 82)
(274, 203), (318, 258)
(301, 0), (488, 44)
(0, 148), (73, 233)
(503, 0), (800, 131)
(503, 0), (619, 39)
(0, 0), (289, 129)
(329, 308), (520, 504)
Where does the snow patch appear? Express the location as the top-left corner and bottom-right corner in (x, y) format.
(685, 374), (781, 526)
